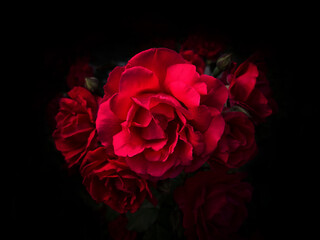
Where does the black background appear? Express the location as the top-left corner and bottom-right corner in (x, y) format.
(10, 10), (317, 240)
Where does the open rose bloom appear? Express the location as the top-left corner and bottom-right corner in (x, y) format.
(174, 170), (252, 240)
(51, 44), (275, 239)
(96, 48), (228, 180)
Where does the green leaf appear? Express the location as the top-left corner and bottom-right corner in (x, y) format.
(126, 201), (159, 232)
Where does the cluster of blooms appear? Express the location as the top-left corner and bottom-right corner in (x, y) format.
(51, 35), (276, 240)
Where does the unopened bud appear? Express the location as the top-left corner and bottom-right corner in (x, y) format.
(84, 77), (99, 92)
(216, 53), (232, 71)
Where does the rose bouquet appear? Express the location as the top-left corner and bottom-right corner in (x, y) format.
(50, 36), (276, 240)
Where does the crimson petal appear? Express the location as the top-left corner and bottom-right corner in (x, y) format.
(113, 128), (145, 157)
(204, 113), (225, 155)
(96, 96), (122, 148)
(119, 66), (160, 97)
(165, 63), (199, 87)
(230, 62), (258, 101)
(126, 48), (186, 83)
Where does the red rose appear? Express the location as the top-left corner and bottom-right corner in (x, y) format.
(66, 57), (94, 89)
(96, 48), (228, 180)
(108, 215), (137, 240)
(80, 147), (153, 213)
(174, 170), (252, 240)
(210, 111), (257, 168)
(180, 35), (224, 61)
(180, 50), (206, 74)
(52, 87), (99, 167)
(228, 61), (273, 123)
(248, 55), (278, 115)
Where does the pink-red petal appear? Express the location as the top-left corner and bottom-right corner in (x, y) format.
(204, 113), (225, 155)
(168, 81), (200, 108)
(96, 96), (122, 148)
(141, 119), (166, 140)
(103, 66), (125, 96)
(165, 63), (199, 87)
(126, 48), (186, 83)
(113, 128), (145, 157)
(119, 66), (160, 97)
(230, 62), (258, 101)
(200, 75), (228, 112)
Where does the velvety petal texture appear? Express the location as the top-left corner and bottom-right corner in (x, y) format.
(210, 111), (257, 168)
(180, 50), (206, 74)
(50, 45), (276, 225)
(80, 147), (153, 214)
(96, 48), (228, 180)
(126, 48), (186, 82)
(174, 169), (252, 240)
(228, 61), (273, 123)
(52, 87), (99, 167)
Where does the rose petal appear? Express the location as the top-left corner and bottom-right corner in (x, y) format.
(60, 115), (92, 138)
(158, 165), (184, 179)
(96, 96), (122, 148)
(141, 119), (166, 140)
(126, 48), (186, 83)
(174, 140), (193, 165)
(185, 124), (205, 155)
(204, 193), (227, 220)
(189, 105), (219, 132)
(145, 138), (168, 151)
(68, 87), (97, 107)
(204, 113), (225, 155)
(132, 93), (191, 119)
(165, 63), (199, 87)
(126, 104), (152, 128)
(125, 154), (148, 175)
(108, 91), (136, 120)
(153, 114), (169, 130)
(119, 66), (160, 97)
(246, 88), (272, 120)
(150, 103), (175, 121)
(126, 152), (177, 178)
(112, 128), (145, 157)
(166, 122), (180, 155)
(168, 81), (200, 108)
(132, 93), (178, 109)
(146, 154), (177, 177)
(103, 66), (125, 96)
(230, 62), (258, 101)
(193, 81), (207, 95)
(200, 75), (228, 112)
(143, 149), (162, 162)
